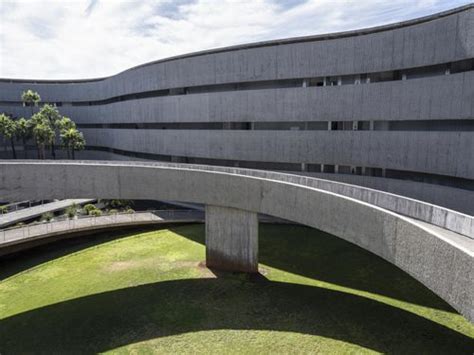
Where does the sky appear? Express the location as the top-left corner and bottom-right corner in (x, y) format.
(0, 0), (471, 79)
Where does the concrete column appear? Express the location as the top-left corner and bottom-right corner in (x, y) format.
(205, 205), (258, 273)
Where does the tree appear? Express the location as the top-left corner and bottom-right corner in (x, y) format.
(38, 104), (62, 159)
(57, 116), (76, 131)
(21, 89), (41, 117)
(18, 90), (85, 160)
(16, 117), (32, 159)
(60, 127), (85, 159)
(31, 113), (54, 159)
(0, 113), (17, 159)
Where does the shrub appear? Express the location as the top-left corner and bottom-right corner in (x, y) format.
(125, 208), (135, 214)
(108, 209), (119, 215)
(41, 212), (54, 222)
(104, 199), (133, 209)
(65, 204), (78, 218)
(0, 205), (8, 214)
(89, 209), (102, 217)
(83, 204), (96, 214)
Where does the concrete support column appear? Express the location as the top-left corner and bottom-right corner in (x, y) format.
(205, 205), (258, 273)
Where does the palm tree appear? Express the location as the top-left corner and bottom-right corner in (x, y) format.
(60, 127), (85, 159)
(16, 117), (32, 159)
(31, 113), (54, 159)
(38, 104), (61, 159)
(21, 90), (41, 117)
(0, 114), (18, 159)
(57, 116), (76, 131)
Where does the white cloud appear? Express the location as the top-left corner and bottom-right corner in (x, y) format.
(0, 0), (470, 79)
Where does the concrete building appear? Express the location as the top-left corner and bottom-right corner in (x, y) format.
(0, 4), (473, 216)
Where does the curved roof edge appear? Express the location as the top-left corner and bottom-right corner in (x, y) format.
(1, 3), (473, 84)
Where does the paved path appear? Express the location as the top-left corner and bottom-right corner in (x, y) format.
(0, 199), (94, 228)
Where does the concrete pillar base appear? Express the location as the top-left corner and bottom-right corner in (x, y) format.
(205, 205), (258, 273)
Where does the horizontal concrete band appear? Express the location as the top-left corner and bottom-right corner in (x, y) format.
(1, 5), (472, 101)
(78, 128), (474, 181)
(1, 62), (473, 110)
(0, 161), (472, 322)
(2, 71), (473, 123)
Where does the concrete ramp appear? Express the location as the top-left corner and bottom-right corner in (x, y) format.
(0, 161), (472, 323)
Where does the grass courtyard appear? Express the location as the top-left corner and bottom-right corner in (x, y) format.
(0, 224), (473, 353)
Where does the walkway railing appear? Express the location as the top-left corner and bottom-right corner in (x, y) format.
(0, 210), (204, 245)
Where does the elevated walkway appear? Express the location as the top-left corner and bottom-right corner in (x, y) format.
(0, 160), (472, 322)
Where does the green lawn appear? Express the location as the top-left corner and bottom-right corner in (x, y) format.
(0, 224), (473, 353)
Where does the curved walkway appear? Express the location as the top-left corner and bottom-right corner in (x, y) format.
(0, 160), (472, 322)
(0, 210), (203, 248)
(71, 161), (474, 238)
(0, 199), (94, 228)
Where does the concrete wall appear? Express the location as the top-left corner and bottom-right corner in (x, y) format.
(0, 161), (472, 322)
(306, 173), (474, 216)
(80, 128), (474, 180)
(2, 71), (473, 123)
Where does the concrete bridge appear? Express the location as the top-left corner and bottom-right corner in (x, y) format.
(0, 160), (472, 322)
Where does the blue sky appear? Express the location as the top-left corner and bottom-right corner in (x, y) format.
(0, 0), (471, 79)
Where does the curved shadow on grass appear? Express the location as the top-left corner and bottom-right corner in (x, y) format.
(0, 223), (457, 313)
(0, 277), (473, 353)
(171, 224), (456, 313)
(1, 224), (472, 352)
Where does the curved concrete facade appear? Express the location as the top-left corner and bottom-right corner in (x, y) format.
(0, 161), (472, 322)
(0, 4), (473, 214)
